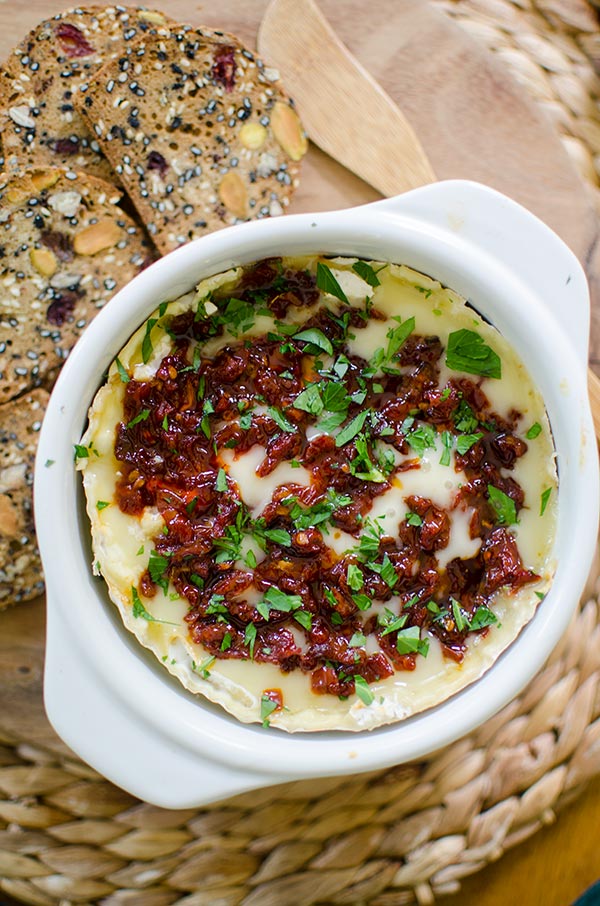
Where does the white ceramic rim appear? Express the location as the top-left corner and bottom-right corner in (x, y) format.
(36, 180), (599, 782)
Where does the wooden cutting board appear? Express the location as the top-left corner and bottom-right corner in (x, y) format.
(2, 0), (598, 362)
(0, 0), (599, 743)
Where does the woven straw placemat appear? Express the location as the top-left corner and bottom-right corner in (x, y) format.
(2, 1), (600, 905)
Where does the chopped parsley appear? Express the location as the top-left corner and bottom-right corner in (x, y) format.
(96, 500), (109, 511)
(385, 316), (415, 360)
(456, 432), (483, 455)
(540, 487), (552, 515)
(353, 675), (374, 705)
(215, 468), (228, 492)
(446, 328), (501, 379)
(406, 423), (436, 457)
(257, 586), (303, 620)
(268, 407), (296, 433)
(526, 422), (542, 439)
(440, 430), (453, 466)
(488, 485), (518, 526)
(115, 357), (130, 383)
(293, 327), (333, 356)
(260, 693), (279, 727)
(316, 261), (349, 304)
(347, 564), (364, 591)
(127, 409), (150, 429)
(396, 626), (429, 657)
(335, 409), (371, 447)
(148, 549), (170, 593)
(131, 586), (177, 625)
(141, 318), (158, 364)
(352, 260), (385, 286)
(245, 623), (257, 658)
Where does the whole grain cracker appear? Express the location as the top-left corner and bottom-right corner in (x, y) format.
(0, 387), (48, 607)
(77, 26), (307, 254)
(0, 166), (154, 403)
(0, 6), (173, 181)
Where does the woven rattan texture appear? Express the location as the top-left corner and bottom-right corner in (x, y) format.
(2, 1), (600, 904)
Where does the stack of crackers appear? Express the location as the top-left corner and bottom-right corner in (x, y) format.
(0, 5), (307, 608)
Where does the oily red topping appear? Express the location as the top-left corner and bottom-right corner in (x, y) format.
(113, 259), (540, 698)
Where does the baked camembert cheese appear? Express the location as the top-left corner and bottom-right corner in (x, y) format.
(78, 256), (558, 731)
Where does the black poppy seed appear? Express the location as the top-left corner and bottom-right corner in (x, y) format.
(243, 97), (252, 109)
(207, 100), (217, 113)
(30, 62), (39, 72)
(104, 278), (116, 290)
(124, 28), (136, 40)
(140, 189), (149, 198)
(0, 342), (5, 353)
(90, 140), (100, 152)
(183, 204), (193, 215)
(237, 108), (250, 120)
(25, 134), (34, 144)
(228, 118), (236, 128)
(165, 184), (174, 194)
(107, 79), (115, 92)
(230, 158), (239, 167)
(26, 351), (38, 360)
(135, 164), (144, 176)
(76, 319), (86, 328)
(242, 50), (254, 60)
(142, 137), (150, 146)
(117, 241), (127, 249)
(147, 223), (157, 234)
(177, 176), (185, 187)
(123, 154), (131, 164)
(260, 116), (270, 126)
(15, 367), (28, 376)
(21, 56), (29, 65)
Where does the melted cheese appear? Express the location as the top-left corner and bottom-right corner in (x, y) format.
(79, 255), (558, 732)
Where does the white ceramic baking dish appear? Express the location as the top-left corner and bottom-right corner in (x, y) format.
(35, 180), (599, 808)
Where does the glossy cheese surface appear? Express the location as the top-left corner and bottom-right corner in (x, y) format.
(79, 256), (557, 731)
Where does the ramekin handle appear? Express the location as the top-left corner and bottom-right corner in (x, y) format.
(44, 601), (287, 808)
(359, 180), (591, 364)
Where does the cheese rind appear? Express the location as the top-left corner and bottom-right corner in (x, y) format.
(79, 256), (557, 732)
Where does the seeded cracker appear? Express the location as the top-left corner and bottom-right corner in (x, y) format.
(77, 27), (307, 254)
(0, 388), (48, 607)
(0, 6), (173, 181)
(0, 167), (154, 404)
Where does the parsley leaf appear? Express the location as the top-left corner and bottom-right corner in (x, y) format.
(260, 693), (279, 727)
(96, 500), (109, 511)
(347, 564), (364, 591)
(127, 409), (150, 428)
(293, 327), (333, 356)
(131, 586), (177, 625)
(526, 422), (542, 440)
(469, 606), (498, 630)
(142, 318), (158, 364)
(336, 410), (371, 447)
(440, 430), (453, 466)
(540, 487), (552, 515)
(488, 485), (518, 525)
(446, 329), (501, 379)
(245, 623), (257, 658)
(294, 383), (323, 416)
(352, 260), (384, 286)
(257, 586), (303, 619)
(294, 610), (313, 631)
(215, 468), (228, 492)
(353, 675), (374, 705)
(456, 432), (483, 455)
(454, 400), (479, 433)
(396, 626), (429, 656)
(316, 262), (349, 303)
(268, 407), (296, 433)
(386, 316), (415, 360)
(115, 357), (130, 383)
(148, 549), (170, 592)
(406, 423), (436, 457)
